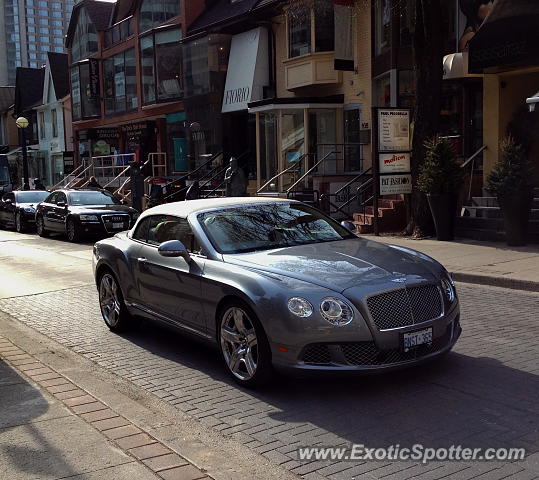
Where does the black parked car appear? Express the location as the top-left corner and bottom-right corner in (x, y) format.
(35, 189), (140, 242)
(0, 190), (50, 232)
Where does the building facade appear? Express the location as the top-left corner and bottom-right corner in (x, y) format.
(0, 0), (76, 85)
(66, 0), (207, 175)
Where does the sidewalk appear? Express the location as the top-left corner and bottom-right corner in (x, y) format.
(0, 334), (209, 480)
(365, 234), (539, 291)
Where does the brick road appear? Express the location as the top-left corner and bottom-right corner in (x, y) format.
(1, 283), (538, 479)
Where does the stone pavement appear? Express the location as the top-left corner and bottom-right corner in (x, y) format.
(365, 235), (539, 291)
(1, 283), (539, 480)
(0, 334), (210, 480)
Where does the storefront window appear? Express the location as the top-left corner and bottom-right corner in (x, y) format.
(288, 4), (335, 58)
(103, 48), (137, 115)
(259, 112), (277, 185)
(343, 106), (363, 172)
(309, 109), (337, 174)
(140, 28), (182, 104)
(374, 74), (391, 107)
(281, 110), (305, 189)
(71, 7), (98, 62)
(375, 0), (391, 56)
(139, 0), (180, 33)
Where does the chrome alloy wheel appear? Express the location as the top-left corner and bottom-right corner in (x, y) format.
(99, 273), (121, 327)
(220, 307), (259, 381)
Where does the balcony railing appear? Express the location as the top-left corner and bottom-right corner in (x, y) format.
(105, 16), (134, 49)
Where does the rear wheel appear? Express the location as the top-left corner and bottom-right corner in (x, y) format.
(98, 271), (131, 332)
(66, 218), (82, 242)
(218, 302), (273, 388)
(36, 215), (49, 237)
(15, 212), (25, 233)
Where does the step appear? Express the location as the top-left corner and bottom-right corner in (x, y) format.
(471, 196), (498, 207)
(461, 206), (539, 220)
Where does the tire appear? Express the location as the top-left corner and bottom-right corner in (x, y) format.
(218, 301), (273, 388)
(66, 217), (82, 242)
(15, 212), (25, 233)
(36, 215), (49, 237)
(98, 270), (131, 333)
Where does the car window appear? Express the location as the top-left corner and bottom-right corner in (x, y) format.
(57, 192), (67, 204)
(69, 190), (120, 206)
(45, 192), (59, 204)
(134, 215), (202, 254)
(15, 191), (49, 203)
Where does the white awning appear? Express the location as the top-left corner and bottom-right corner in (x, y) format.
(443, 52), (481, 80)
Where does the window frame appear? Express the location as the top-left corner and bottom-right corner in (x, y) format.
(287, 3), (334, 59)
(138, 0), (181, 34)
(139, 25), (182, 106)
(103, 48), (137, 116)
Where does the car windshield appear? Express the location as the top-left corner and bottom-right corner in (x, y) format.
(69, 191), (121, 206)
(198, 203), (355, 254)
(16, 191), (49, 203)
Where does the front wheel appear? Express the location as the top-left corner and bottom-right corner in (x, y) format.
(66, 218), (82, 242)
(36, 215), (49, 237)
(218, 303), (273, 388)
(98, 271), (131, 332)
(15, 212), (25, 233)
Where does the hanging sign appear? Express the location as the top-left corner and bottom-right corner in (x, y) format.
(379, 152), (411, 173)
(380, 174), (413, 195)
(378, 109), (411, 152)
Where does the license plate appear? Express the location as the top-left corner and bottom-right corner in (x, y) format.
(403, 327), (433, 351)
(112, 222), (124, 229)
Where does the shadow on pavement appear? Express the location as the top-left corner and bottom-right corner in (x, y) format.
(0, 359), (83, 479)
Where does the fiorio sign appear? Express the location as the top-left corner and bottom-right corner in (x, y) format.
(221, 27), (269, 113)
(380, 174), (413, 195)
(379, 152), (411, 173)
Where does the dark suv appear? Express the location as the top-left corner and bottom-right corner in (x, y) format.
(35, 189), (139, 242)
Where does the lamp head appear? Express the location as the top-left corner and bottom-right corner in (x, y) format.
(16, 117), (29, 129)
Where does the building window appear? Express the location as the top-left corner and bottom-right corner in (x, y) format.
(27, 26), (36, 32)
(29, 52), (37, 59)
(39, 18), (48, 25)
(40, 36), (50, 43)
(139, 0), (180, 33)
(38, 9), (47, 16)
(104, 16), (134, 48)
(39, 111), (45, 139)
(52, 20), (62, 26)
(140, 27), (182, 104)
(287, 4), (334, 58)
(70, 61), (100, 120)
(28, 35), (36, 42)
(71, 7), (98, 62)
(51, 2), (60, 8)
(375, 0), (391, 56)
(54, 46), (63, 53)
(51, 109), (58, 137)
(103, 48), (137, 115)
(38, 0), (47, 6)
(53, 28), (62, 35)
(52, 10), (62, 18)
(40, 27), (49, 34)
(53, 37), (63, 45)
(26, 8), (34, 14)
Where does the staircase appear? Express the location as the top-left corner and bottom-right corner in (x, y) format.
(352, 195), (406, 234)
(456, 187), (539, 242)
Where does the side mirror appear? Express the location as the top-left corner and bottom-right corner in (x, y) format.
(57, 201), (67, 208)
(120, 199), (128, 205)
(340, 220), (357, 233)
(4, 198), (12, 204)
(158, 239), (191, 262)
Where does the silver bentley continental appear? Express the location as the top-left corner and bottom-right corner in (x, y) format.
(92, 198), (461, 387)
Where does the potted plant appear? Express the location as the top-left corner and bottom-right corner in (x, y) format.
(417, 137), (463, 241)
(486, 136), (533, 246)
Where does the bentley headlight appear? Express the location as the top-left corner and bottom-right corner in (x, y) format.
(441, 274), (456, 302)
(320, 297), (354, 326)
(288, 297), (313, 318)
(79, 214), (99, 222)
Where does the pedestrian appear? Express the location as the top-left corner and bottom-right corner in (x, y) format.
(87, 176), (101, 189)
(34, 178), (46, 190)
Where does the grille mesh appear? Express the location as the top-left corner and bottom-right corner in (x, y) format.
(366, 284), (443, 330)
(302, 344), (331, 364)
(301, 326), (452, 367)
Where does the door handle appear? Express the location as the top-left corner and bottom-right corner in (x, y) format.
(137, 257), (147, 263)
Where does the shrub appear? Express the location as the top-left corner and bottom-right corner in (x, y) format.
(417, 137), (462, 195)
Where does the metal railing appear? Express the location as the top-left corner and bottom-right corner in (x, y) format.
(162, 151), (223, 202)
(460, 145), (487, 202)
(257, 153), (312, 194)
(320, 167), (373, 218)
(286, 150), (340, 194)
(202, 151), (250, 198)
(50, 161), (87, 190)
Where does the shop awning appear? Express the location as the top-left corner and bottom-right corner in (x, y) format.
(248, 95), (344, 113)
(443, 52), (481, 80)
(468, 0), (539, 73)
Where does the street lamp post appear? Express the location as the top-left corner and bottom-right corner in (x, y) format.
(15, 116), (30, 190)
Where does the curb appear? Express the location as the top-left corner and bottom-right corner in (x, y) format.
(451, 272), (539, 292)
(0, 335), (211, 480)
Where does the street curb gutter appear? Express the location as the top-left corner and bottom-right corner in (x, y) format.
(451, 272), (539, 293)
(0, 335), (211, 480)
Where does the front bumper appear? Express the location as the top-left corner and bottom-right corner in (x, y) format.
(273, 306), (461, 373)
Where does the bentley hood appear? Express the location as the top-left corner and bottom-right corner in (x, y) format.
(223, 238), (442, 293)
